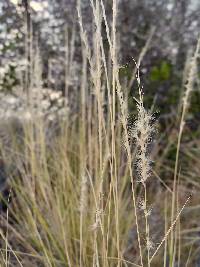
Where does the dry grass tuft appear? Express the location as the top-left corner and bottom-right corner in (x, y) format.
(0, 2), (199, 267)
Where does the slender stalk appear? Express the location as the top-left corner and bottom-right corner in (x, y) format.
(170, 38), (200, 261)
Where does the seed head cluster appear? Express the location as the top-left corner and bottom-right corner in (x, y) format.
(131, 103), (156, 184)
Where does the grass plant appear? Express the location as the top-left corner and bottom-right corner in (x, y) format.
(0, 1), (199, 267)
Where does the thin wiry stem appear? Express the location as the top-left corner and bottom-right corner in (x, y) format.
(170, 38), (200, 259)
(116, 74), (144, 267)
(150, 196), (191, 263)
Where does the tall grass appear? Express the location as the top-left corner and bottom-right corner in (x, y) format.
(0, 1), (199, 267)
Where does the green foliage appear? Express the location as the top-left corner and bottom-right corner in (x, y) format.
(150, 61), (171, 82)
(190, 90), (200, 114)
(0, 64), (19, 93)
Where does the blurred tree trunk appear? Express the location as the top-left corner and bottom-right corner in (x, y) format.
(22, 0), (31, 100)
(173, 0), (191, 70)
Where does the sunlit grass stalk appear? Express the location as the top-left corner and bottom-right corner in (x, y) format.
(80, 173), (88, 267)
(79, 46), (88, 267)
(131, 67), (155, 267)
(115, 62), (144, 266)
(170, 38), (200, 264)
(110, 1), (121, 265)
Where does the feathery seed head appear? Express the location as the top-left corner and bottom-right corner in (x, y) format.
(131, 104), (156, 184)
(138, 199), (153, 217)
(146, 238), (154, 251)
